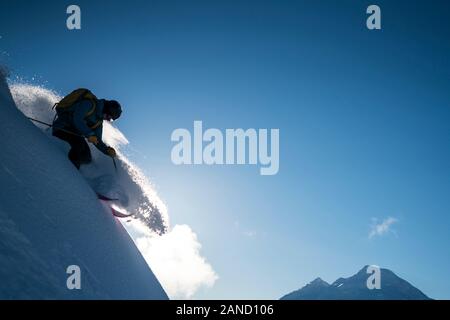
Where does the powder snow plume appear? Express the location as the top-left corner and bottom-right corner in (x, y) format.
(10, 82), (169, 235)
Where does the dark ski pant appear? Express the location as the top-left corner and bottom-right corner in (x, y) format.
(53, 129), (92, 169)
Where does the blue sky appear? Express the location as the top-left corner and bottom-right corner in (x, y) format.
(1, 0), (449, 299)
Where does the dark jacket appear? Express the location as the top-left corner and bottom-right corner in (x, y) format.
(53, 99), (109, 154)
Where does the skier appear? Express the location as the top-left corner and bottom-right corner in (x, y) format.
(52, 88), (122, 169)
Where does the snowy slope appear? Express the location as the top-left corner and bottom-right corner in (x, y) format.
(0, 71), (168, 299)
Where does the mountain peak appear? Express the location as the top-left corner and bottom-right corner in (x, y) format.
(280, 266), (431, 300)
(358, 265), (374, 273)
(309, 277), (329, 286)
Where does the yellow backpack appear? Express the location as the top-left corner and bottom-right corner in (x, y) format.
(54, 88), (97, 118)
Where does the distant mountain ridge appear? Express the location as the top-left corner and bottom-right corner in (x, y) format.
(281, 266), (431, 300)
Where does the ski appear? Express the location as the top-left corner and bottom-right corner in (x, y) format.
(110, 206), (133, 218)
(97, 194), (131, 218)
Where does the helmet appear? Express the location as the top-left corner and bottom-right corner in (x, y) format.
(104, 100), (122, 120)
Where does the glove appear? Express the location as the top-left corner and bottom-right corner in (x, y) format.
(106, 147), (117, 158)
(87, 136), (99, 145)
